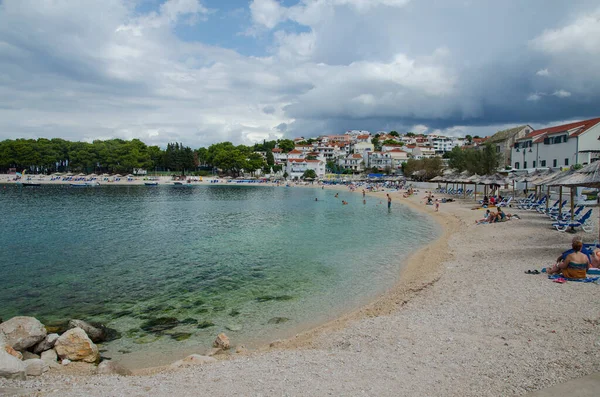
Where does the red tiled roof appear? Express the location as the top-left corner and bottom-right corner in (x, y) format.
(272, 148), (282, 152)
(351, 154), (363, 158)
(388, 149), (407, 153)
(305, 159), (322, 163)
(287, 159), (306, 163)
(406, 144), (416, 148)
(517, 117), (600, 141)
(357, 134), (370, 139)
(288, 149), (302, 154)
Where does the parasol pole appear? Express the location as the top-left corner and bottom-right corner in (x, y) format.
(445, 182), (448, 194)
(512, 180), (515, 199)
(559, 186), (563, 214)
(463, 182), (467, 199)
(570, 186), (575, 222)
(546, 185), (550, 212)
(474, 182), (477, 202)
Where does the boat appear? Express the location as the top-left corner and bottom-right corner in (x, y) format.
(145, 181), (159, 186)
(70, 182), (99, 187)
(20, 182), (41, 187)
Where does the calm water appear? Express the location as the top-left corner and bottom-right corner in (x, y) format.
(0, 184), (437, 366)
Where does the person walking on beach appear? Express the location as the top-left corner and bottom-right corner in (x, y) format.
(435, 199), (440, 212)
(387, 194), (391, 209)
(362, 189), (366, 198)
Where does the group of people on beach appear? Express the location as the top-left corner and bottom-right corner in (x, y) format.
(475, 207), (519, 224)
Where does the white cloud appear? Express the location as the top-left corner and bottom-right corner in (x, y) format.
(553, 89), (571, 98)
(531, 8), (600, 54)
(536, 68), (549, 76)
(527, 93), (542, 101)
(249, 0), (287, 29)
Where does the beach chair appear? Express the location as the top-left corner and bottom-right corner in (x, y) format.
(551, 205), (584, 221)
(552, 209), (593, 232)
(497, 197), (512, 207)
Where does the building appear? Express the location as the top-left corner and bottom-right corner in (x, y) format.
(486, 125), (532, 167)
(368, 152), (394, 170)
(286, 158), (326, 179)
(338, 153), (365, 173)
(411, 146), (436, 159)
(510, 118), (600, 170)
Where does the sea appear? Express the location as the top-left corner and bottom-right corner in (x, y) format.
(0, 184), (437, 367)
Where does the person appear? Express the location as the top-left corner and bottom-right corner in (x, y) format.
(435, 199), (439, 212)
(362, 189), (366, 198)
(555, 236), (593, 264)
(335, 193), (339, 198)
(547, 239), (590, 279)
(496, 207), (506, 221)
(387, 194), (391, 209)
(342, 200), (348, 205)
(489, 196), (496, 206)
(475, 210), (492, 224)
(315, 197), (318, 201)
(482, 196), (489, 207)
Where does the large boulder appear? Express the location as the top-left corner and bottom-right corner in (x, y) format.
(24, 358), (48, 376)
(0, 317), (47, 351)
(33, 333), (59, 354)
(54, 328), (99, 363)
(0, 350), (26, 380)
(96, 360), (132, 376)
(68, 320), (104, 343)
(4, 345), (22, 360)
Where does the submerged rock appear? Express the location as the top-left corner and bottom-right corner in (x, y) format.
(181, 318), (198, 325)
(68, 320), (120, 343)
(167, 332), (192, 342)
(33, 333), (59, 354)
(267, 317), (290, 324)
(54, 327), (99, 363)
(132, 335), (161, 345)
(0, 316), (47, 351)
(96, 360), (132, 376)
(256, 295), (293, 303)
(24, 358), (48, 376)
(213, 333), (230, 350)
(225, 324), (242, 332)
(229, 309), (240, 317)
(140, 317), (179, 334)
(0, 350), (26, 380)
(197, 321), (215, 329)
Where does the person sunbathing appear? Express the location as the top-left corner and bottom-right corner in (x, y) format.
(475, 210), (492, 224)
(547, 239), (590, 279)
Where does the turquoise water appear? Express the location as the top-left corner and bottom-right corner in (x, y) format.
(0, 184), (437, 365)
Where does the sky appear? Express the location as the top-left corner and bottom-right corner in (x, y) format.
(0, 0), (599, 148)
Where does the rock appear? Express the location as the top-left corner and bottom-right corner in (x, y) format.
(40, 349), (58, 366)
(96, 360), (132, 376)
(169, 354), (216, 369)
(4, 345), (23, 360)
(68, 320), (104, 343)
(54, 328), (99, 363)
(139, 317), (180, 334)
(269, 339), (284, 348)
(22, 351), (40, 360)
(33, 333), (59, 354)
(267, 317), (290, 324)
(235, 345), (248, 354)
(61, 359), (71, 366)
(213, 333), (230, 350)
(0, 316), (47, 351)
(0, 350), (26, 380)
(207, 348), (223, 356)
(24, 359), (48, 376)
(0, 330), (6, 347)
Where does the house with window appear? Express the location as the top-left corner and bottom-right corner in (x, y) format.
(367, 152), (394, 170)
(338, 153), (365, 173)
(286, 158), (325, 179)
(486, 125), (532, 167)
(511, 118), (600, 170)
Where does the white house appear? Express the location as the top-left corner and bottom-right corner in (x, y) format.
(386, 149), (410, 167)
(338, 153), (365, 173)
(411, 146), (436, 159)
(368, 152), (394, 170)
(286, 149), (304, 160)
(272, 148), (287, 164)
(286, 159), (326, 179)
(511, 118), (600, 170)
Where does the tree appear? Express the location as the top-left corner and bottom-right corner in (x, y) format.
(302, 169), (317, 179)
(306, 155), (317, 160)
(245, 152), (265, 176)
(277, 139), (295, 153)
(381, 139), (403, 146)
(371, 136), (381, 151)
(405, 132), (416, 137)
(266, 150), (275, 166)
(465, 135), (473, 144)
(389, 131), (399, 137)
(473, 135), (481, 139)
(283, 171), (289, 180)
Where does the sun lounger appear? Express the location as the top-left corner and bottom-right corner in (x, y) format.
(552, 209), (593, 232)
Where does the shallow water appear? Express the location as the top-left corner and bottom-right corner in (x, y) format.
(0, 184), (437, 366)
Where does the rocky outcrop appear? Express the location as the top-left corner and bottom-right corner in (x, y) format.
(96, 361), (133, 376)
(0, 316), (47, 351)
(213, 333), (230, 350)
(33, 333), (59, 354)
(68, 320), (104, 343)
(169, 354), (217, 369)
(24, 358), (49, 376)
(54, 328), (99, 363)
(22, 351), (39, 360)
(0, 350), (26, 380)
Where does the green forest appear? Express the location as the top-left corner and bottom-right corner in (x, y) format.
(0, 137), (296, 175)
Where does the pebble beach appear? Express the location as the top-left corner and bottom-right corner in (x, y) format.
(1, 186), (599, 396)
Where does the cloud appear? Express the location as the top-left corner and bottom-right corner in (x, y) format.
(536, 68), (549, 76)
(0, 0), (599, 149)
(553, 89), (572, 98)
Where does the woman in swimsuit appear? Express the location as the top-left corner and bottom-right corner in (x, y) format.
(548, 239), (590, 279)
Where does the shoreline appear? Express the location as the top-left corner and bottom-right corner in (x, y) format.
(2, 184), (599, 395)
